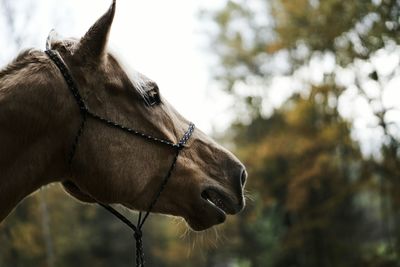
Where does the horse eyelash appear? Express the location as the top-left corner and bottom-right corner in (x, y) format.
(144, 86), (161, 107)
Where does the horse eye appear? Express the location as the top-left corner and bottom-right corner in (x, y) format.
(145, 86), (161, 106)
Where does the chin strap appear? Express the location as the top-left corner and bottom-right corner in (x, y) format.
(45, 48), (195, 267)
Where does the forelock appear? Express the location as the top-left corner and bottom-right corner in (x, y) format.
(108, 52), (152, 97)
(49, 38), (80, 55)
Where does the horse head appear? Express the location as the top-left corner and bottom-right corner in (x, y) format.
(41, 0), (247, 231)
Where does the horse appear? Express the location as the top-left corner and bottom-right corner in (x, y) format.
(0, 0), (246, 235)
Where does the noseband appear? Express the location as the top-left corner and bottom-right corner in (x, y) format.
(45, 49), (195, 267)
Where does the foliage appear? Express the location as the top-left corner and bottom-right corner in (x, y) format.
(230, 85), (382, 266)
(203, 0), (400, 266)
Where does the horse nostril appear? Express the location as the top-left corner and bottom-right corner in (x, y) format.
(240, 168), (247, 187)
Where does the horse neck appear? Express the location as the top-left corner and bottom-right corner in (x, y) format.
(0, 52), (74, 221)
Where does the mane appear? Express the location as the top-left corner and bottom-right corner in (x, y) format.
(0, 49), (48, 81)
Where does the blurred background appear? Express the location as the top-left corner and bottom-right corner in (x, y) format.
(1, 0), (400, 266)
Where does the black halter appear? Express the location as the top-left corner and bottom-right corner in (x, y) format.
(45, 49), (195, 267)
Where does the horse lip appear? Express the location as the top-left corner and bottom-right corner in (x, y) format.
(201, 187), (239, 215)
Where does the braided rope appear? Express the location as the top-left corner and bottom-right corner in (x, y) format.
(45, 49), (195, 267)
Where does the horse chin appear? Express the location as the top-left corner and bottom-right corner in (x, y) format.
(62, 181), (96, 203)
(184, 203), (227, 231)
(185, 213), (226, 231)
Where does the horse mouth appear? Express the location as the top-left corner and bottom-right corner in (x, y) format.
(201, 188), (239, 216)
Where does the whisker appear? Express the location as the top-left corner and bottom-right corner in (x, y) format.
(244, 189), (255, 202)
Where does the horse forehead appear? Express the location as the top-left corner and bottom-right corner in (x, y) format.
(49, 38), (79, 52)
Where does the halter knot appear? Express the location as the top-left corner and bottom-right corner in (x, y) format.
(134, 230), (143, 239)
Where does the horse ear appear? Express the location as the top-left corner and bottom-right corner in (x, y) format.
(46, 29), (63, 50)
(75, 0), (116, 60)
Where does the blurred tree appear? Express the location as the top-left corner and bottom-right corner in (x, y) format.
(224, 84), (379, 266)
(205, 0), (400, 266)
(208, 0), (399, 90)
